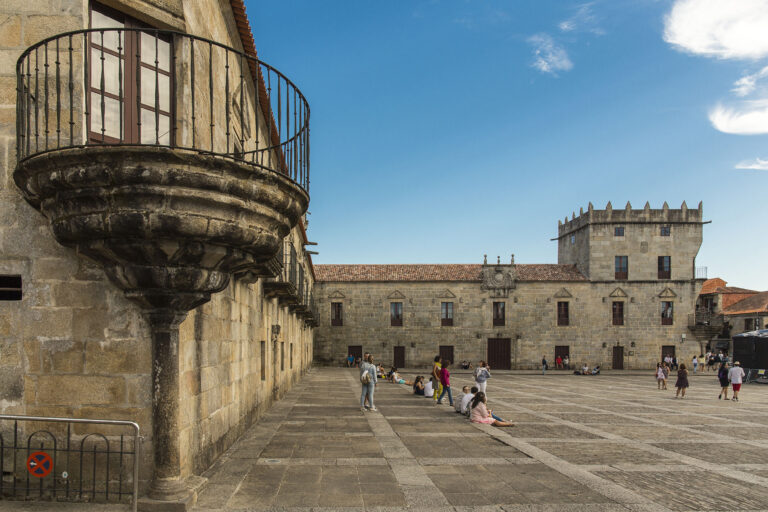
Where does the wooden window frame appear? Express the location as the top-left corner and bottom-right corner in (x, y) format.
(661, 301), (674, 325)
(331, 302), (343, 326)
(612, 301), (624, 326)
(492, 301), (505, 327)
(441, 301), (454, 327)
(557, 301), (569, 326)
(745, 318), (754, 331)
(658, 256), (671, 280)
(88, 2), (174, 145)
(614, 226), (625, 237)
(390, 302), (403, 327)
(615, 256), (628, 280)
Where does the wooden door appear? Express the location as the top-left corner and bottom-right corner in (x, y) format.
(439, 345), (454, 365)
(661, 345), (675, 360)
(348, 345), (362, 363)
(487, 338), (511, 370)
(394, 346), (405, 368)
(612, 346), (624, 370)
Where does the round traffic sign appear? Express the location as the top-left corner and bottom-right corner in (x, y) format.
(26, 451), (53, 478)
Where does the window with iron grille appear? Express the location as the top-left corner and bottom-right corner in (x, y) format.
(658, 256), (671, 279)
(745, 318), (754, 331)
(557, 301), (569, 326)
(493, 301), (505, 327)
(89, 3), (173, 144)
(612, 301), (624, 326)
(615, 256), (628, 280)
(390, 302), (403, 327)
(331, 302), (343, 326)
(614, 226), (625, 236)
(661, 301), (673, 325)
(441, 302), (454, 326)
(660, 225), (671, 236)
(0, 275), (22, 301)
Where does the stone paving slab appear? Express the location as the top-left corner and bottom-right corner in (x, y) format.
(188, 369), (768, 511)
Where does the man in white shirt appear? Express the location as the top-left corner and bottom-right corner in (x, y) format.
(728, 361), (746, 401)
(455, 386), (470, 413)
(461, 386), (478, 415)
(424, 379), (434, 398)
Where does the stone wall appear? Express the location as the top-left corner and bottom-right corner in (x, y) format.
(314, 278), (702, 370)
(0, 0), (313, 495)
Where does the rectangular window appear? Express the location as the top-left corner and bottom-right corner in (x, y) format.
(441, 302), (454, 326)
(570, 234), (575, 244)
(615, 256), (628, 280)
(661, 301), (674, 325)
(290, 343), (293, 369)
(493, 301), (505, 327)
(331, 302), (343, 326)
(280, 342), (285, 371)
(390, 302), (403, 327)
(612, 301), (624, 326)
(0, 275), (22, 301)
(557, 301), (569, 326)
(89, 3), (173, 145)
(260, 341), (265, 380)
(614, 226), (625, 236)
(658, 256), (671, 279)
(745, 318), (754, 331)
(660, 225), (671, 236)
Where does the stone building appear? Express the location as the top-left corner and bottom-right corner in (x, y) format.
(314, 202), (708, 370)
(1, 0), (314, 508)
(690, 278), (759, 352)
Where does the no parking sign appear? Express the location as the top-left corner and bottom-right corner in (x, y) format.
(26, 451), (52, 478)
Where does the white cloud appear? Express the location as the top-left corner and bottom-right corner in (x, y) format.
(664, 0), (768, 60)
(709, 101), (768, 135)
(732, 66), (768, 97)
(528, 34), (573, 75)
(559, 3), (604, 35)
(734, 157), (768, 170)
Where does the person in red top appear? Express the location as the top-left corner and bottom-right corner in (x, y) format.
(555, 355), (563, 369)
(436, 360), (454, 406)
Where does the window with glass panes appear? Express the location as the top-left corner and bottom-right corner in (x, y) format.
(492, 301), (505, 326)
(331, 302), (343, 326)
(390, 302), (403, 326)
(441, 302), (454, 326)
(615, 256), (628, 280)
(658, 256), (671, 279)
(661, 301), (673, 325)
(557, 301), (569, 326)
(612, 301), (624, 326)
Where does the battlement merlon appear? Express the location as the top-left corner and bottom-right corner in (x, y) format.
(553, 201), (709, 240)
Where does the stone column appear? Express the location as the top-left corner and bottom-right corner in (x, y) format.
(147, 310), (190, 502)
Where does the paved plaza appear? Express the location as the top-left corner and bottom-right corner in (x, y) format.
(187, 367), (768, 512)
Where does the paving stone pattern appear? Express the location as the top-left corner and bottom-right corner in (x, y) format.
(192, 368), (768, 511)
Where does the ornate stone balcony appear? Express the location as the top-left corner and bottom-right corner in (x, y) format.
(14, 28), (310, 505)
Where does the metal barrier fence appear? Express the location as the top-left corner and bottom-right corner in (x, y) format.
(0, 414), (140, 511)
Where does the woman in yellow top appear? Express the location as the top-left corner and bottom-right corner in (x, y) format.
(431, 355), (443, 402)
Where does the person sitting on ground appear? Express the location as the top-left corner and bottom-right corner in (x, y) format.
(413, 376), (425, 396)
(346, 353), (355, 367)
(455, 385), (471, 413)
(469, 392), (514, 427)
(376, 364), (386, 379)
(460, 360), (470, 370)
(591, 365), (601, 375)
(581, 363), (589, 375)
(461, 386), (478, 416)
(390, 368), (413, 386)
(424, 378), (434, 398)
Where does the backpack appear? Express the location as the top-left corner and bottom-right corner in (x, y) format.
(475, 368), (489, 383)
(360, 365), (371, 384)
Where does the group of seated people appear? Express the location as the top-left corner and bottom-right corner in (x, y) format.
(409, 377), (513, 427)
(574, 364), (601, 375)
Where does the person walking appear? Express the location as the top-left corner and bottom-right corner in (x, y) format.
(437, 360), (454, 406)
(717, 362), (730, 400)
(661, 362), (669, 390)
(359, 354), (377, 411)
(541, 355), (548, 375)
(692, 355), (698, 374)
(656, 363), (665, 390)
(675, 363), (689, 398)
(728, 361), (746, 402)
(431, 355), (443, 403)
(473, 361), (491, 395)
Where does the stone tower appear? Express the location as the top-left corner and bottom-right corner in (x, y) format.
(557, 201), (705, 281)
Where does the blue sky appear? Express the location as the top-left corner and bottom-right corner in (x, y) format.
(249, 0), (768, 290)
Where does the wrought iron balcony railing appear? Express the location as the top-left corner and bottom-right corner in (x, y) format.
(16, 28), (309, 192)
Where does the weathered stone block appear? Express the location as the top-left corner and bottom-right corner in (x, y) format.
(23, 15), (81, 46)
(36, 374), (125, 405)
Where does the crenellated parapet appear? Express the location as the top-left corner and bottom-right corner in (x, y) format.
(557, 201), (704, 238)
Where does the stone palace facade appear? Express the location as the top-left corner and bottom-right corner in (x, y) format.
(314, 202), (708, 370)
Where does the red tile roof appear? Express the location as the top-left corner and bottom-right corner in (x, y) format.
(314, 264), (586, 282)
(700, 278), (757, 295)
(723, 291), (768, 316)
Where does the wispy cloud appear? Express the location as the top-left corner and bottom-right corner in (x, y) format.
(528, 34), (573, 76)
(663, 0), (768, 60)
(732, 66), (768, 97)
(734, 158), (768, 170)
(558, 2), (604, 35)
